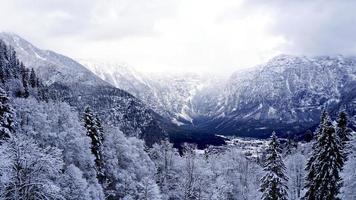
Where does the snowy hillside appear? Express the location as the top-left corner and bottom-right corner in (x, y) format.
(0, 33), (167, 145)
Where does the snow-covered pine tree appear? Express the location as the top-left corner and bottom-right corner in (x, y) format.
(260, 132), (288, 200)
(303, 112), (344, 200)
(303, 110), (328, 199)
(336, 111), (351, 161)
(0, 87), (14, 141)
(83, 106), (105, 183)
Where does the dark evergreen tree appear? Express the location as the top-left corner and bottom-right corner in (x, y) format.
(20, 62), (29, 98)
(83, 106), (105, 183)
(304, 112), (344, 200)
(284, 134), (298, 155)
(260, 132), (288, 200)
(0, 65), (5, 84)
(0, 87), (14, 141)
(29, 68), (38, 88)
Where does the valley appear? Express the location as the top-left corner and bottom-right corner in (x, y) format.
(0, 32), (355, 147)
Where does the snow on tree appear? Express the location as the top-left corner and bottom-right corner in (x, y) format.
(285, 151), (306, 200)
(13, 98), (104, 199)
(0, 87), (14, 141)
(304, 112), (344, 200)
(137, 177), (162, 200)
(0, 135), (63, 199)
(60, 164), (91, 200)
(83, 106), (105, 184)
(179, 143), (199, 199)
(102, 127), (161, 200)
(336, 111), (351, 161)
(149, 139), (182, 200)
(340, 131), (356, 199)
(206, 147), (262, 200)
(260, 132), (288, 200)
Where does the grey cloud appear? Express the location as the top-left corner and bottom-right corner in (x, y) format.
(240, 0), (356, 55)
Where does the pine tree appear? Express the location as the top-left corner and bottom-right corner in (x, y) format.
(285, 134), (298, 156)
(0, 87), (14, 141)
(19, 63), (29, 98)
(303, 112), (344, 200)
(29, 68), (38, 88)
(260, 132), (288, 200)
(83, 106), (105, 184)
(303, 111), (327, 200)
(336, 111), (351, 161)
(0, 65), (5, 84)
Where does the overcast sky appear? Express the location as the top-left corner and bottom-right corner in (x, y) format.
(1, 0), (356, 73)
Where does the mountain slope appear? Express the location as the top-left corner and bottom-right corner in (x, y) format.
(0, 33), (108, 86)
(0, 33), (167, 145)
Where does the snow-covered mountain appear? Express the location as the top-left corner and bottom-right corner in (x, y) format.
(197, 54), (356, 137)
(80, 55), (356, 138)
(79, 59), (220, 125)
(0, 33), (167, 145)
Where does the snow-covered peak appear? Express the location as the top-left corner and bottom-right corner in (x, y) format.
(78, 59), (150, 87)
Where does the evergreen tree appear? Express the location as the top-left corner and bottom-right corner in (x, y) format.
(284, 134), (298, 156)
(303, 112), (344, 200)
(336, 111), (351, 160)
(29, 68), (38, 88)
(83, 106), (105, 183)
(20, 63), (29, 98)
(303, 109), (328, 198)
(260, 132), (288, 200)
(0, 65), (5, 84)
(0, 87), (14, 141)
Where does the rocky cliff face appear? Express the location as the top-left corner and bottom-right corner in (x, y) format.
(197, 55), (356, 137)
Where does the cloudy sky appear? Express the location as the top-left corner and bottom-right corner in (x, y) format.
(1, 0), (356, 73)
